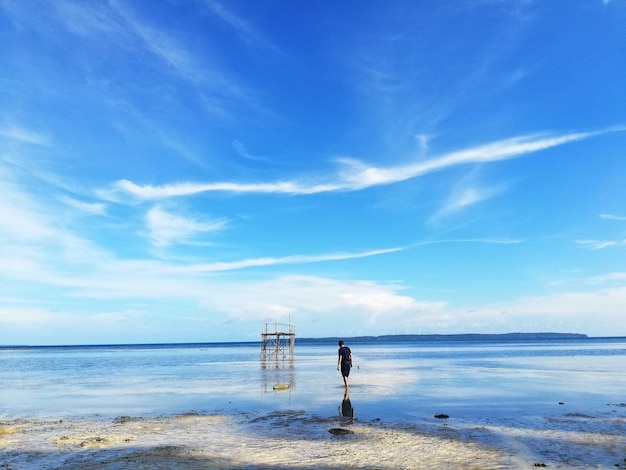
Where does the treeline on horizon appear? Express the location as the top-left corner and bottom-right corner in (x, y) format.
(3, 332), (592, 349)
(297, 332), (588, 343)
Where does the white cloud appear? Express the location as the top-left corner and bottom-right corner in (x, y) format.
(0, 166), (118, 282)
(100, 128), (613, 201)
(199, 275), (447, 324)
(203, 0), (281, 53)
(129, 19), (201, 82)
(0, 248), (410, 306)
(64, 268), (626, 338)
(232, 140), (273, 163)
(52, 1), (125, 38)
(581, 272), (626, 285)
(35, 0), (249, 118)
(476, 286), (626, 332)
(576, 239), (624, 250)
(430, 183), (506, 225)
(145, 206), (229, 247)
(47, 1), (195, 82)
(451, 188), (491, 209)
(414, 133), (433, 151)
(0, 171), (61, 242)
(395, 276), (626, 337)
(0, 307), (56, 325)
(175, 247), (405, 273)
(600, 214), (626, 221)
(60, 196), (107, 216)
(415, 238), (522, 246)
(0, 125), (52, 146)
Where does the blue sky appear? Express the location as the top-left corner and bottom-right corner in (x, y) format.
(1, 1), (625, 345)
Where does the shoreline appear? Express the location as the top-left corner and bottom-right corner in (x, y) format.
(2, 407), (625, 469)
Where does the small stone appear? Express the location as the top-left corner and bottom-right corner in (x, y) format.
(329, 428), (354, 435)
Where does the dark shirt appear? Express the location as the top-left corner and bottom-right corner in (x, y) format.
(338, 345), (352, 365)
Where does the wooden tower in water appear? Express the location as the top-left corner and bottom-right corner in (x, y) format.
(260, 321), (295, 361)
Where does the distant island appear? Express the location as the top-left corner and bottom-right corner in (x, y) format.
(2, 333), (591, 349)
(298, 332), (588, 343)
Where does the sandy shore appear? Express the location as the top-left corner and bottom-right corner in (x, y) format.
(1, 406), (625, 469)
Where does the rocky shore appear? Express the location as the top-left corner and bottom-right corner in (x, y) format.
(2, 406), (625, 469)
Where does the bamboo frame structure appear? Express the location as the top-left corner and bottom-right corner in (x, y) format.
(260, 321), (295, 361)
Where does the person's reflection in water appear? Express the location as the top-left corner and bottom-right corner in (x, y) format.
(339, 388), (354, 418)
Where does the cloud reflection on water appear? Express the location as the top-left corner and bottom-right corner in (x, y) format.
(1, 340), (625, 424)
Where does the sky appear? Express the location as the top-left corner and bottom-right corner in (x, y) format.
(1, 0), (625, 345)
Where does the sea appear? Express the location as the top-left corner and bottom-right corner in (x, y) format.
(1, 337), (625, 426)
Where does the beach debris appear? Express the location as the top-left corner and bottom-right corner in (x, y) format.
(113, 416), (141, 424)
(80, 436), (109, 447)
(272, 384), (289, 391)
(329, 427), (354, 435)
(0, 426), (18, 437)
(434, 413), (449, 419)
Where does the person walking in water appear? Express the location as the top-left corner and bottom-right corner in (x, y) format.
(337, 340), (352, 388)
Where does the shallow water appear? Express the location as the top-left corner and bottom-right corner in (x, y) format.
(1, 338), (625, 427)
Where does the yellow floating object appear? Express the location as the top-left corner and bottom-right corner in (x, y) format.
(273, 384), (289, 391)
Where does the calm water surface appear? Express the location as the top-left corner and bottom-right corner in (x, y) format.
(1, 338), (625, 424)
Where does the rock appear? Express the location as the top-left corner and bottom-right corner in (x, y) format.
(113, 416), (139, 424)
(434, 414), (449, 419)
(329, 428), (354, 435)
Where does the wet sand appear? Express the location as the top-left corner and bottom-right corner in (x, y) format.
(2, 406), (625, 469)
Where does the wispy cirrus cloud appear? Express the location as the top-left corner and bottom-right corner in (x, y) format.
(600, 214), (626, 221)
(51, 1), (125, 38)
(145, 206), (229, 247)
(232, 140), (274, 163)
(172, 246), (406, 273)
(99, 128), (615, 201)
(201, 0), (281, 53)
(108, 2), (205, 84)
(329, 131), (599, 190)
(428, 163), (508, 224)
(50, 0), (200, 83)
(581, 272), (626, 285)
(0, 169), (113, 272)
(0, 125), (52, 146)
(60, 197), (107, 216)
(576, 240), (623, 250)
(39, 0), (252, 116)
(414, 238), (521, 246)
